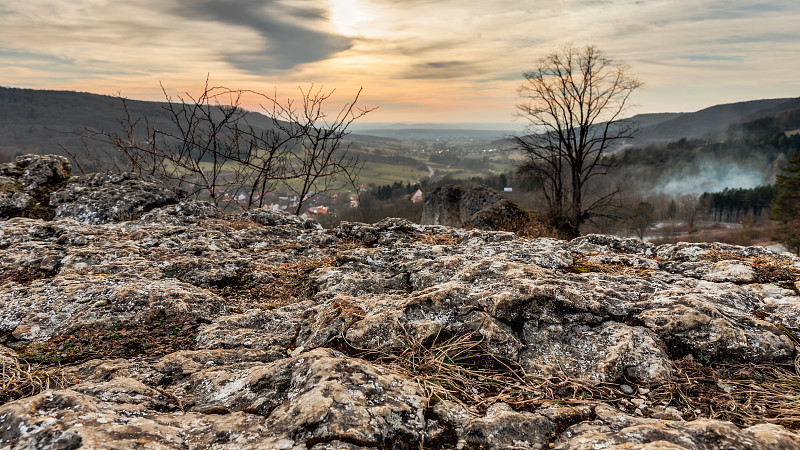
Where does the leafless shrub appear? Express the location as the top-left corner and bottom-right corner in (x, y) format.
(63, 78), (375, 213)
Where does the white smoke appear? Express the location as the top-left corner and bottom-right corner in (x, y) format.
(651, 160), (772, 196)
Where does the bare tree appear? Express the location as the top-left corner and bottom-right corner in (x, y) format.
(627, 201), (655, 241)
(252, 85), (371, 215)
(514, 44), (642, 238)
(64, 79), (374, 213)
(678, 193), (702, 231)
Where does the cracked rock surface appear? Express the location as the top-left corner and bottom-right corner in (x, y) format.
(2, 190), (800, 448)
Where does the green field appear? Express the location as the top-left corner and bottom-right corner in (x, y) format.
(356, 161), (428, 186)
(175, 144), (518, 197)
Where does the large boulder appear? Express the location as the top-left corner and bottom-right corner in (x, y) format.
(421, 184), (506, 228)
(0, 154), (72, 218)
(50, 172), (181, 224)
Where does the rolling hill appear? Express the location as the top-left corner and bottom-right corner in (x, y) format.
(626, 97), (800, 145)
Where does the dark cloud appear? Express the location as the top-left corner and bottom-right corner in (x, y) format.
(172, 0), (351, 73)
(401, 61), (480, 79)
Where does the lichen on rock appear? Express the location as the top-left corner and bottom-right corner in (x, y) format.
(2, 156), (800, 449)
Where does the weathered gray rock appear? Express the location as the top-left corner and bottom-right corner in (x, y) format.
(50, 172), (181, 224)
(420, 184), (505, 227)
(572, 233), (656, 255)
(11, 154), (72, 191)
(553, 404), (800, 449)
(140, 200), (223, 224)
(0, 154), (72, 218)
(427, 401), (556, 449)
(2, 197), (800, 448)
(0, 192), (32, 217)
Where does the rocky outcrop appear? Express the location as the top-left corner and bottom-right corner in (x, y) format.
(3, 154), (72, 191)
(2, 157), (800, 448)
(50, 171), (182, 224)
(420, 184), (506, 228)
(0, 154), (182, 224)
(0, 154), (72, 218)
(2, 204), (800, 448)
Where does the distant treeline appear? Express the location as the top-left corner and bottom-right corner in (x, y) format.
(374, 181), (422, 200)
(701, 185), (780, 222)
(361, 151), (428, 171)
(371, 172), (512, 202)
(617, 126), (800, 168)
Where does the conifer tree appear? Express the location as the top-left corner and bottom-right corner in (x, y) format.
(772, 150), (800, 254)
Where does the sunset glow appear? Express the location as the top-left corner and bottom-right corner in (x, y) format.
(1, 0), (799, 123)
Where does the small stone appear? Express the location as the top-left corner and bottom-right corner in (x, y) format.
(92, 300), (108, 308)
(716, 381), (734, 394)
(619, 384), (634, 394)
(650, 406), (684, 421)
(287, 346), (305, 357)
(638, 388), (650, 395)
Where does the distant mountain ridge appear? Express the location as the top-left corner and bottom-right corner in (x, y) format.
(625, 97), (800, 145)
(1, 85), (798, 160)
(0, 86), (406, 161)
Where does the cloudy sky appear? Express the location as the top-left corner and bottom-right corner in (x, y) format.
(1, 0), (799, 124)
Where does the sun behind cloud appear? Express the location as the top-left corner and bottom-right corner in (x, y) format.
(328, 0), (373, 36)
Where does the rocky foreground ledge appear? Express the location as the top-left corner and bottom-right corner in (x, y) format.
(2, 160), (800, 449)
(2, 207), (800, 449)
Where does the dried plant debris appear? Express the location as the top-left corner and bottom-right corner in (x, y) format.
(335, 326), (800, 431)
(1, 358), (68, 404)
(340, 327), (637, 415)
(564, 253), (655, 277)
(17, 311), (200, 366)
(650, 358), (800, 429)
(210, 257), (336, 310)
(697, 249), (800, 289)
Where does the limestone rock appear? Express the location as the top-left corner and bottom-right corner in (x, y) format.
(12, 154), (72, 191)
(553, 404), (800, 449)
(2, 196), (800, 447)
(50, 172), (181, 224)
(0, 154), (72, 219)
(140, 200), (223, 224)
(420, 184), (505, 227)
(0, 192), (32, 217)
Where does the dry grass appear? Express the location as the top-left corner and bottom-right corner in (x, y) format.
(413, 232), (464, 247)
(339, 326), (800, 429)
(698, 248), (800, 290)
(18, 311), (200, 366)
(342, 326), (623, 415)
(214, 218), (261, 230)
(3, 267), (55, 284)
(564, 253), (654, 277)
(1, 357), (68, 405)
(651, 357), (800, 429)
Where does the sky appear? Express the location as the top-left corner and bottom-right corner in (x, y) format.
(1, 0), (799, 125)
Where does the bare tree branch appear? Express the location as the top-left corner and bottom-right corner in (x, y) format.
(515, 44), (642, 238)
(61, 80), (375, 214)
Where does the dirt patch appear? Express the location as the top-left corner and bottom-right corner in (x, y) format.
(211, 257), (336, 311)
(17, 310), (200, 366)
